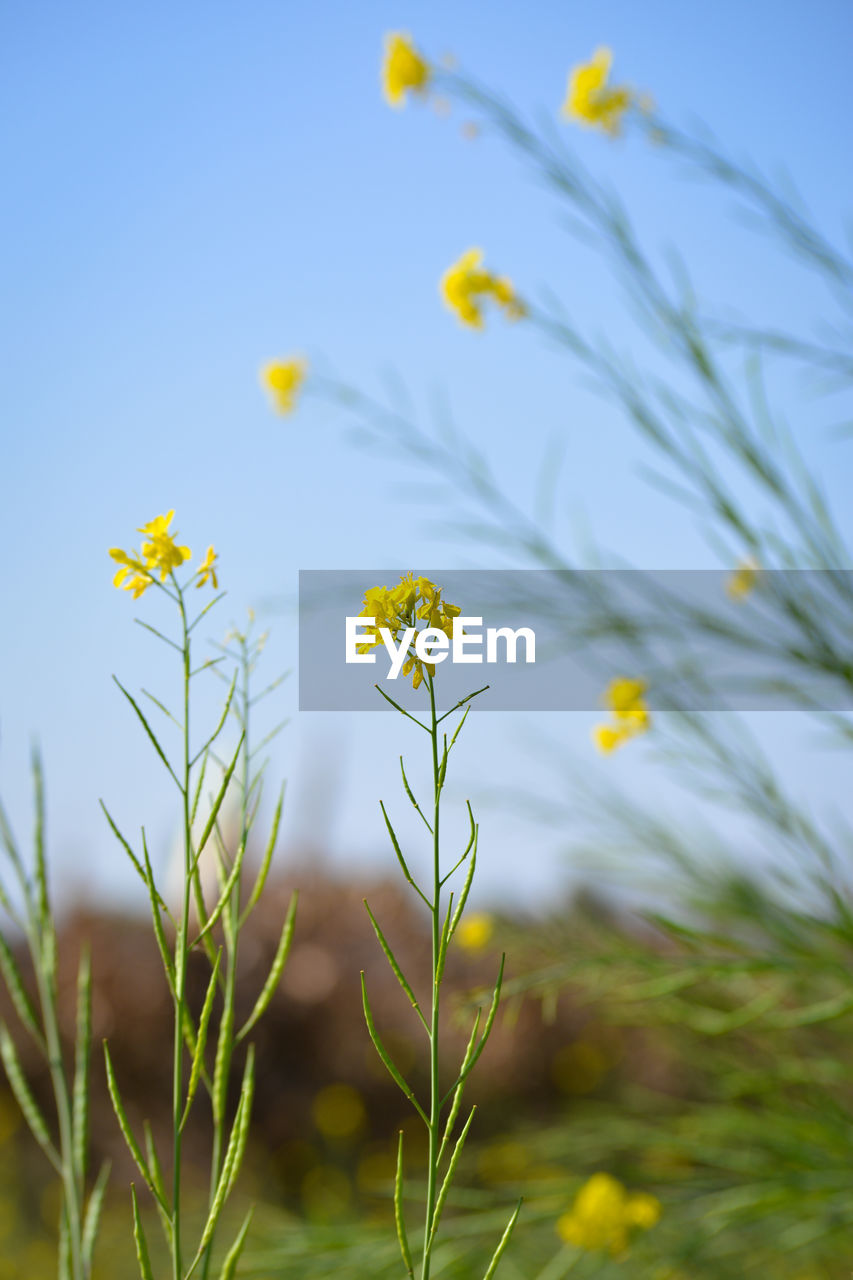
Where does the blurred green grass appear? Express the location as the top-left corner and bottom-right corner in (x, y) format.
(1, 865), (851, 1277)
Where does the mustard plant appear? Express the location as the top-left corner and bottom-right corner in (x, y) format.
(0, 756), (106, 1279)
(357, 574), (519, 1279)
(104, 513), (295, 1280)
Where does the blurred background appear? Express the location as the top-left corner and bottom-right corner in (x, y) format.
(2, 1), (853, 1275)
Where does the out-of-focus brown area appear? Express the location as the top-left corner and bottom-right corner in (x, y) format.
(0, 870), (658, 1217)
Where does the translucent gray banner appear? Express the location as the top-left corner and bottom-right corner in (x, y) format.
(298, 569), (853, 712)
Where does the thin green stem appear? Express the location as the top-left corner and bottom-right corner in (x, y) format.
(172, 582), (192, 1280)
(422, 673), (442, 1280)
(201, 634), (249, 1280)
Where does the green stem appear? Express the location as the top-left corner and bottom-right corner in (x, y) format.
(201, 634), (248, 1280)
(422, 673), (442, 1280)
(172, 584), (192, 1280)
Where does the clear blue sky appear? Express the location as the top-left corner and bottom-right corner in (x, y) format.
(1, 1), (851, 911)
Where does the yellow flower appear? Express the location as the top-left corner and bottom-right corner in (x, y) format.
(457, 913), (494, 952)
(556, 1172), (660, 1255)
(562, 47), (633, 135)
(261, 357), (307, 415)
(440, 248), (525, 329)
(382, 32), (430, 108)
(358, 573), (461, 690)
(138, 510), (191, 581)
(109, 548), (153, 599)
(594, 676), (651, 752)
(726, 557), (760, 601)
(196, 545), (219, 589)
(592, 724), (630, 754)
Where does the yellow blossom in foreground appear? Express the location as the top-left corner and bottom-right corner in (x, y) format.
(557, 1172), (661, 1254)
(457, 912), (494, 952)
(382, 32), (430, 108)
(726, 557), (760, 601)
(562, 46), (633, 135)
(593, 676), (651, 752)
(440, 248), (525, 329)
(592, 724), (630, 754)
(196, 545), (219, 589)
(357, 572), (462, 691)
(261, 357), (307, 415)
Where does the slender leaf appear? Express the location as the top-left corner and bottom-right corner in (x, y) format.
(237, 891), (297, 1042)
(429, 1105), (477, 1247)
(364, 899), (427, 1030)
(218, 1207), (255, 1280)
(482, 1199), (522, 1280)
(82, 1159), (111, 1271)
(103, 1042), (167, 1211)
(0, 930), (45, 1049)
(0, 1022), (60, 1172)
(361, 973), (427, 1123)
(394, 1131), (415, 1280)
(130, 1185), (155, 1280)
(72, 946), (92, 1184)
(181, 949), (221, 1131)
(379, 802), (431, 908)
(113, 678), (182, 789)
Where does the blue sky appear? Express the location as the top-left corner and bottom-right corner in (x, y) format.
(1, 0), (852, 911)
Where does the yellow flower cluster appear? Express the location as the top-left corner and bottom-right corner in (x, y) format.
(726, 557), (760, 601)
(357, 573), (461, 690)
(557, 1172), (661, 1254)
(110, 511), (218, 599)
(593, 676), (650, 753)
(382, 32), (431, 108)
(440, 248), (525, 329)
(260, 357), (307, 415)
(561, 47), (634, 135)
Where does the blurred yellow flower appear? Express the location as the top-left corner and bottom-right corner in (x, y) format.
(562, 47), (633, 135)
(312, 1083), (366, 1139)
(196, 545), (219, 589)
(138, 510), (191, 580)
(457, 912), (494, 952)
(382, 32), (430, 108)
(726, 557), (760, 600)
(261, 357), (307, 415)
(440, 248), (525, 329)
(557, 1172), (660, 1254)
(593, 676), (650, 752)
(109, 548), (153, 599)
